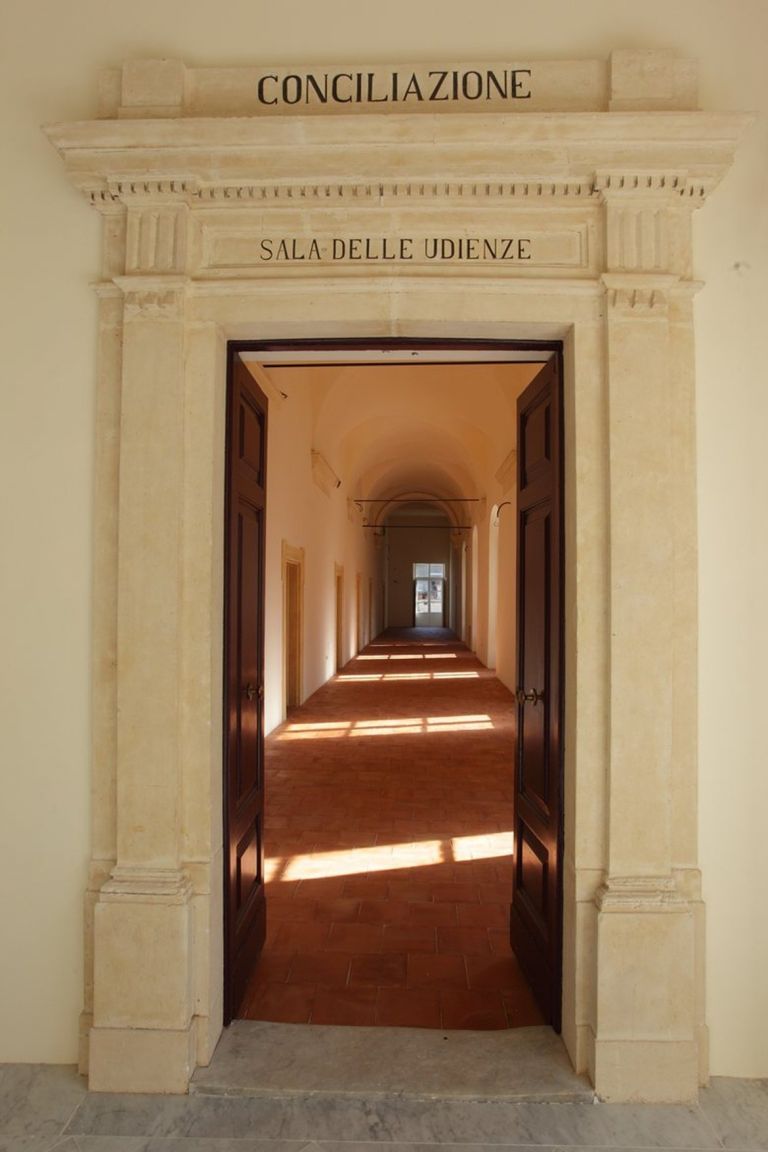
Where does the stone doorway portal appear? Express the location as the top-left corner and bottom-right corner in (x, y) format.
(46, 49), (746, 1100)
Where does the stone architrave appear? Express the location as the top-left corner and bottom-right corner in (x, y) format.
(46, 49), (748, 1099)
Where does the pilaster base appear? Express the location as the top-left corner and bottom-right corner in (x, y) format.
(592, 876), (702, 1101)
(90, 866), (197, 1091)
(592, 1038), (699, 1102)
(88, 1022), (197, 1093)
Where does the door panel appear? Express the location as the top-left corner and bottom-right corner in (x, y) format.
(224, 355), (268, 1022)
(510, 356), (563, 1029)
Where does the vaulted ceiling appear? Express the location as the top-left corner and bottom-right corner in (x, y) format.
(260, 361), (544, 522)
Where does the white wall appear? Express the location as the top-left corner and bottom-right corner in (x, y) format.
(264, 374), (378, 731)
(1, 0), (766, 1075)
(494, 505), (518, 694)
(386, 526), (451, 627)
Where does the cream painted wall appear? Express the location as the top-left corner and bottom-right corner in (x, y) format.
(494, 507), (518, 695)
(386, 526), (451, 627)
(263, 373), (378, 731)
(1, 0), (766, 1075)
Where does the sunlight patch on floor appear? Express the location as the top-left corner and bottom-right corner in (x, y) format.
(265, 829), (514, 882)
(277, 713), (494, 740)
(337, 670), (480, 683)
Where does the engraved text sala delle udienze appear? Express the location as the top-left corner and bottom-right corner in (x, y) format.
(257, 237), (533, 262)
(255, 67), (532, 107)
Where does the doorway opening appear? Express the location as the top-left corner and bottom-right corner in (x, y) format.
(355, 572), (363, 654)
(245, 626), (544, 1029)
(334, 565), (344, 671)
(282, 542), (305, 714)
(413, 563), (446, 627)
(223, 338), (564, 1036)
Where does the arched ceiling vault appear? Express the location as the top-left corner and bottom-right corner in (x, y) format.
(260, 361), (544, 504)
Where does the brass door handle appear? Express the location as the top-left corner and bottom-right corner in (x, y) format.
(516, 687), (544, 706)
(243, 683), (263, 702)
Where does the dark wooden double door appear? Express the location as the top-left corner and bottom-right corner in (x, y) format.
(223, 346), (564, 1027)
(223, 356), (268, 1022)
(509, 357), (564, 1029)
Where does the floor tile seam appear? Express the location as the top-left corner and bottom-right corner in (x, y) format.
(74, 1140), (317, 1148)
(122, 1139), (736, 1151)
(692, 1100), (728, 1151)
(299, 1141), (747, 1151)
(12, 1135), (75, 1152)
(68, 1136), (118, 1152)
(55, 1093), (90, 1145)
(47, 1136), (80, 1151)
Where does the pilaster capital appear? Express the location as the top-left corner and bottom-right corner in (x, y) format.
(602, 272), (681, 316)
(113, 274), (190, 320)
(84, 182), (195, 273)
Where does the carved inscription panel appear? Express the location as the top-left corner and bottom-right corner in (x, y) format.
(192, 208), (597, 278)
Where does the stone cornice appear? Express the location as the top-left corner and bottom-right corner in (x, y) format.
(594, 170), (717, 202)
(82, 173), (721, 209)
(46, 111), (750, 210)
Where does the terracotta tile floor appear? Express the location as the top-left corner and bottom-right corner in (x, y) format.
(241, 626), (544, 1030)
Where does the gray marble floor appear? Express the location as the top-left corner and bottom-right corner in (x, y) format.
(191, 1023), (590, 1100)
(1, 1063), (767, 1152)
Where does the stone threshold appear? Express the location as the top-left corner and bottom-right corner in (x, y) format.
(191, 1020), (593, 1101)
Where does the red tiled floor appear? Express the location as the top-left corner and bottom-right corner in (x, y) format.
(245, 981), (315, 1023)
(287, 952), (352, 987)
(436, 925), (494, 955)
(503, 987), (548, 1027)
(312, 986), (377, 1025)
(440, 988), (509, 1030)
(241, 626), (545, 1030)
(268, 897), (318, 922)
(272, 922), (330, 952)
(406, 952), (468, 990)
(402, 901), (458, 927)
(456, 901), (508, 928)
(381, 925), (437, 953)
(349, 952), (408, 986)
(376, 987), (442, 1028)
(488, 928), (514, 955)
(244, 951), (293, 986)
(431, 881), (479, 903)
(325, 922), (383, 953)
(465, 953), (530, 991)
(313, 897), (361, 923)
(357, 898), (411, 924)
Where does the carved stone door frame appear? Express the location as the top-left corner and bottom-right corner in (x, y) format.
(47, 50), (746, 1100)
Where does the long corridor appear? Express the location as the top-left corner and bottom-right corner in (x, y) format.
(241, 628), (543, 1030)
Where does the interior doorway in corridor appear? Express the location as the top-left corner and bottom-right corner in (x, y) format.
(282, 543), (304, 715)
(223, 339), (564, 1032)
(334, 565), (344, 671)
